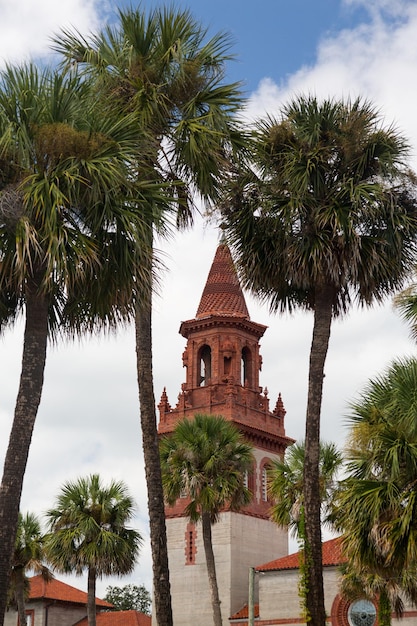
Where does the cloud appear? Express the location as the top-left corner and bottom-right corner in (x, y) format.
(0, 0), (108, 68)
(247, 0), (417, 170)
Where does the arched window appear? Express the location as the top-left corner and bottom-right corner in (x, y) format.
(261, 466), (268, 501)
(260, 459), (272, 502)
(241, 347), (252, 386)
(244, 463), (256, 495)
(198, 345), (211, 387)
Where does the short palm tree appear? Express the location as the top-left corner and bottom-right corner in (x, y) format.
(269, 441), (343, 538)
(160, 414), (253, 626)
(8, 512), (52, 626)
(219, 95), (417, 625)
(334, 357), (417, 625)
(269, 441), (342, 619)
(0, 61), (150, 624)
(53, 10), (246, 625)
(45, 474), (142, 626)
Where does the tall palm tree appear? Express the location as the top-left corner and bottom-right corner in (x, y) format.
(45, 474), (142, 626)
(0, 62), (152, 624)
(333, 357), (417, 625)
(160, 413), (253, 626)
(219, 95), (417, 625)
(52, 9), (246, 625)
(8, 512), (52, 626)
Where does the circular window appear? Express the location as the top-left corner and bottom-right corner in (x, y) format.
(348, 600), (376, 626)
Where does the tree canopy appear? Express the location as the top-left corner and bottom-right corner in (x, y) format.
(334, 357), (417, 625)
(104, 584), (151, 615)
(269, 440), (343, 538)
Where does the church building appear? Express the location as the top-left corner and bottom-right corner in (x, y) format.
(158, 242), (294, 625)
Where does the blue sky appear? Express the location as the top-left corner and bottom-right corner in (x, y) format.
(113, 0), (369, 92)
(1, 0), (417, 598)
(1, 1), (373, 91)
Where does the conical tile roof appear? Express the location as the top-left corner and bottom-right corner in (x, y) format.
(196, 243), (249, 319)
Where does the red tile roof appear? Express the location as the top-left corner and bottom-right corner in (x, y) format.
(230, 603), (259, 620)
(75, 610), (151, 625)
(196, 243), (250, 320)
(29, 575), (112, 608)
(257, 537), (345, 572)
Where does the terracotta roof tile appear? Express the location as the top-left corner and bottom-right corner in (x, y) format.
(75, 610), (151, 625)
(257, 537), (345, 572)
(29, 575), (112, 607)
(230, 603), (259, 620)
(196, 244), (249, 320)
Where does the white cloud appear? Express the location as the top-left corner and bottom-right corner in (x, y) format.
(248, 0), (417, 170)
(0, 0), (107, 68)
(343, 0), (409, 19)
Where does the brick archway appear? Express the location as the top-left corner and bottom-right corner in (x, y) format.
(331, 594), (350, 626)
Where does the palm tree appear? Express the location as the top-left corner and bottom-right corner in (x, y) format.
(334, 357), (417, 625)
(269, 441), (342, 619)
(52, 9), (246, 625)
(394, 283), (417, 342)
(219, 95), (417, 625)
(337, 560), (417, 626)
(45, 474), (142, 626)
(8, 512), (52, 626)
(269, 441), (343, 538)
(160, 413), (253, 626)
(0, 62), (151, 624)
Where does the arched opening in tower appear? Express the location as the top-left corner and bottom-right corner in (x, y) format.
(198, 344), (211, 387)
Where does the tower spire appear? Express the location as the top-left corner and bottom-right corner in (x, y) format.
(196, 243), (249, 320)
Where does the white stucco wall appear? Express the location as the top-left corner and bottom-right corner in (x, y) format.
(163, 511), (287, 626)
(259, 566), (417, 626)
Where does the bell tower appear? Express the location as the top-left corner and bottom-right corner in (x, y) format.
(158, 242), (293, 625)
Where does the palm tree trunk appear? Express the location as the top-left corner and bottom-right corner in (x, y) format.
(15, 569), (27, 626)
(303, 283), (333, 626)
(135, 241), (173, 626)
(378, 587), (392, 626)
(87, 566), (97, 626)
(0, 275), (49, 626)
(201, 511), (223, 626)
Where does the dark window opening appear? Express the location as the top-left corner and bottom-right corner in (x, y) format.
(198, 345), (211, 387)
(224, 355), (232, 377)
(241, 347), (252, 386)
